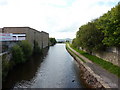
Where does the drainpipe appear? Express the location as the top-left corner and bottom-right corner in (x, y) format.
(42, 33), (43, 49)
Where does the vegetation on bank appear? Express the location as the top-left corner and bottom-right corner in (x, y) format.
(0, 61), (1, 88)
(2, 40), (41, 81)
(72, 3), (120, 53)
(2, 54), (13, 81)
(49, 38), (57, 46)
(66, 43), (86, 63)
(69, 43), (120, 77)
(11, 40), (33, 64)
(11, 44), (25, 64)
(33, 40), (41, 54)
(71, 2), (120, 77)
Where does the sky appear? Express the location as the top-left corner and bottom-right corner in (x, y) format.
(0, 0), (119, 39)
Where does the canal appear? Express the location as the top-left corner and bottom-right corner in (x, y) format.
(3, 44), (84, 89)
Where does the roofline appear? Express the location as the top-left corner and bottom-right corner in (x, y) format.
(3, 27), (49, 34)
(41, 31), (49, 34)
(3, 27), (30, 29)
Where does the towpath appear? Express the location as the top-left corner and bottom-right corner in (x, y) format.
(67, 44), (120, 88)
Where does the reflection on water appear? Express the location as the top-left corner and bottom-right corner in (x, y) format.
(3, 44), (84, 89)
(2, 47), (49, 89)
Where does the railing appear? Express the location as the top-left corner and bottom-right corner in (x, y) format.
(0, 51), (8, 56)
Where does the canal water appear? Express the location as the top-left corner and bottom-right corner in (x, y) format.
(3, 44), (84, 89)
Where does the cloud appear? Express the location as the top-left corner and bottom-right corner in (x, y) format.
(0, 0), (119, 39)
(0, 0), (8, 6)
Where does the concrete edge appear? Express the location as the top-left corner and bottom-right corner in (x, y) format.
(66, 46), (111, 88)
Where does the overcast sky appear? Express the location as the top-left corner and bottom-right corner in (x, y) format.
(0, 0), (119, 39)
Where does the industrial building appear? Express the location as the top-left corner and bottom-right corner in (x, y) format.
(0, 27), (49, 52)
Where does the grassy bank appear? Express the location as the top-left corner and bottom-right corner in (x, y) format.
(68, 43), (120, 77)
(66, 43), (86, 63)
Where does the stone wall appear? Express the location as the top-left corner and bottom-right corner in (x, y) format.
(118, 48), (120, 67)
(92, 47), (119, 66)
(81, 46), (119, 67)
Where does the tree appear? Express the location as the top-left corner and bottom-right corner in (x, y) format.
(97, 3), (120, 47)
(72, 3), (120, 53)
(19, 40), (32, 59)
(33, 40), (41, 54)
(49, 38), (57, 45)
(73, 22), (105, 53)
(11, 45), (24, 64)
(72, 38), (79, 48)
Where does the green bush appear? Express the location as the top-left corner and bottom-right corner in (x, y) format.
(72, 3), (120, 51)
(49, 38), (57, 45)
(11, 44), (24, 64)
(2, 54), (15, 81)
(2, 60), (10, 81)
(33, 40), (41, 54)
(73, 22), (105, 53)
(19, 40), (32, 59)
(2, 40), (33, 81)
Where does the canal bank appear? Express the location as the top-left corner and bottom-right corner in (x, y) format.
(66, 44), (119, 88)
(3, 44), (85, 89)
